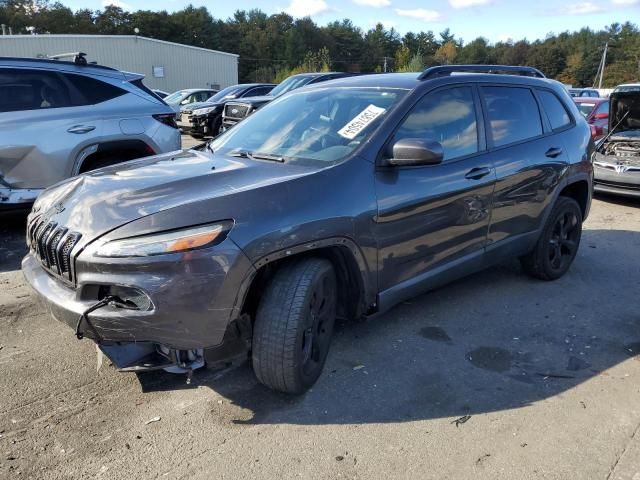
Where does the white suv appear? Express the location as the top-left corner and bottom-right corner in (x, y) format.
(0, 55), (181, 211)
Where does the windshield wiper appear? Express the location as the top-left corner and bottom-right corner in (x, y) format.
(229, 150), (285, 163)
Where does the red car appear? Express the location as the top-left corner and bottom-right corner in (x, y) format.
(574, 97), (609, 139)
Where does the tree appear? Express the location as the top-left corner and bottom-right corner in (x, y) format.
(434, 41), (457, 65)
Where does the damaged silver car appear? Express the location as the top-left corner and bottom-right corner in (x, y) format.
(593, 86), (640, 197)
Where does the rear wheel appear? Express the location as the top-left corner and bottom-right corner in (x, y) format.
(252, 258), (337, 394)
(520, 196), (583, 280)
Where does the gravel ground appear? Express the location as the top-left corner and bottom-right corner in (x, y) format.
(1, 174), (640, 479)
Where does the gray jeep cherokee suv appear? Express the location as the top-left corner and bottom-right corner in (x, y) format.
(0, 55), (181, 211)
(23, 65), (594, 394)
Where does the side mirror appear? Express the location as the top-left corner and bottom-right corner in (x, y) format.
(387, 138), (444, 167)
(594, 112), (608, 120)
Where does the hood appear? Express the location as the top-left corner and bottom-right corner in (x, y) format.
(184, 101), (225, 114)
(609, 90), (640, 134)
(181, 101), (219, 113)
(32, 149), (319, 243)
(226, 95), (274, 108)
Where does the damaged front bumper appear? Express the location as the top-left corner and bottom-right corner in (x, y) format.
(0, 187), (43, 210)
(594, 161), (640, 198)
(22, 237), (255, 373)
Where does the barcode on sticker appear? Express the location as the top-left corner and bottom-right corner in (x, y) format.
(337, 104), (386, 140)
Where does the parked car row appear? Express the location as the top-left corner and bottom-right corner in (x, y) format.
(179, 83), (275, 137)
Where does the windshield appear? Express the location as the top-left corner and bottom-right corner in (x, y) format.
(614, 86), (640, 93)
(577, 103), (595, 117)
(269, 76), (317, 98)
(209, 87), (407, 164)
(206, 86), (245, 103)
(164, 90), (189, 104)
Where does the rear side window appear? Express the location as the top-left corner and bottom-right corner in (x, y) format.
(395, 86), (479, 161)
(62, 73), (126, 105)
(537, 90), (572, 130)
(595, 101), (609, 115)
(0, 68), (72, 112)
(482, 86), (542, 147)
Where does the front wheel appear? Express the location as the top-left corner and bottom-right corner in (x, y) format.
(252, 258), (337, 394)
(520, 196), (583, 280)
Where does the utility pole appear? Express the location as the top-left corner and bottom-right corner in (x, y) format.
(383, 56), (393, 73)
(598, 42), (608, 90)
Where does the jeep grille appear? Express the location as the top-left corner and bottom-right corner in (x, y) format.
(27, 215), (81, 284)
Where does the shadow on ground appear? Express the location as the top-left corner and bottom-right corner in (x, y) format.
(0, 213), (28, 274)
(137, 228), (640, 425)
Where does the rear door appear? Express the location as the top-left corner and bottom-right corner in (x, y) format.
(374, 85), (496, 296)
(480, 85), (571, 257)
(0, 67), (106, 189)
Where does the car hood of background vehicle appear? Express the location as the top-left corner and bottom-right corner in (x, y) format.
(609, 90), (640, 134)
(187, 101), (225, 114)
(32, 149), (320, 242)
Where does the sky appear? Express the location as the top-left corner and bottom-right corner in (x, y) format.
(64, 0), (639, 43)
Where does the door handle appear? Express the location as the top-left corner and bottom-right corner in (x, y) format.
(67, 125), (96, 134)
(465, 166), (491, 180)
(545, 147), (563, 158)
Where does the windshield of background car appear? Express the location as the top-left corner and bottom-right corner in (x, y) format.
(207, 86), (244, 103)
(269, 76), (317, 98)
(614, 86), (640, 93)
(210, 87), (407, 164)
(164, 90), (188, 104)
(577, 103), (595, 117)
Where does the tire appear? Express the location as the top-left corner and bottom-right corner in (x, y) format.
(252, 258), (337, 394)
(520, 196), (583, 281)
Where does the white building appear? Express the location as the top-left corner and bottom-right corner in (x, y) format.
(0, 34), (239, 93)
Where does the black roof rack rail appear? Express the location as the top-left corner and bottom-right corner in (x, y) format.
(418, 65), (546, 81)
(48, 52), (88, 65)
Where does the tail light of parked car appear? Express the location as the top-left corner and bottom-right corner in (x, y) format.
(153, 113), (179, 129)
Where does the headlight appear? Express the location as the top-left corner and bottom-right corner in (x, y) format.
(194, 106), (219, 115)
(95, 222), (232, 258)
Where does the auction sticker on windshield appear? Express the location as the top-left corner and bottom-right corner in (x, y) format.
(338, 104), (386, 140)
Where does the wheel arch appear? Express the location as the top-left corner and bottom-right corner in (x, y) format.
(236, 238), (374, 325)
(73, 139), (156, 175)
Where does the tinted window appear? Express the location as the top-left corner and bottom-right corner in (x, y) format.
(483, 86), (542, 147)
(0, 68), (71, 112)
(595, 101), (608, 115)
(538, 90), (571, 130)
(249, 86), (274, 96)
(395, 86), (478, 161)
(63, 73), (126, 105)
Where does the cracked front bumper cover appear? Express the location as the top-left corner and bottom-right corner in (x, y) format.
(22, 237), (255, 350)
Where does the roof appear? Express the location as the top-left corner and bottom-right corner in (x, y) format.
(0, 35), (239, 58)
(0, 56), (127, 79)
(316, 73), (420, 89)
(317, 70), (563, 92)
(574, 97), (607, 104)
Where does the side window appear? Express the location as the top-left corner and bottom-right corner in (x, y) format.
(482, 86), (542, 147)
(595, 101), (609, 115)
(394, 86), (479, 161)
(62, 73), (126, 106)
(537, 90), (572, 131)
(252, 86), (273, 96)
(0, 68), (72, 112)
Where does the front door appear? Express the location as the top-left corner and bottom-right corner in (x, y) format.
(374, 85), (496, 302)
